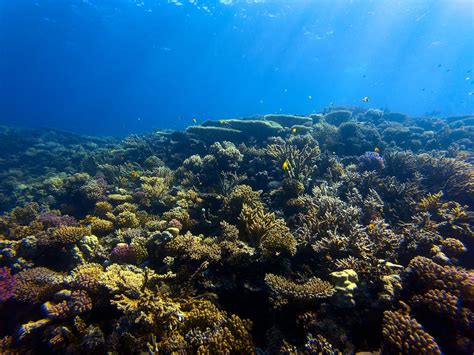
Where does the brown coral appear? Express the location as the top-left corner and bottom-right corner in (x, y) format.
(14, 267), (65, 303)
(166, 232), (221, 263)
(265, 273), (335, 307)
(412, 289), (472, 328)
(408, 256), (474, 299)
(266, 139), (320, 181)
(70, 263), (104, 293)
(382, 303), (441, 354)
(240, 203), (296, 257)
(42, 225), (89, 245)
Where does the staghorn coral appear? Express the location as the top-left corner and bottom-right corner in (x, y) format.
(415, 154), (474, 205)
(240, 202), (297, 257)
(266, 139), (320, 181)
(265, 273), (334, 307)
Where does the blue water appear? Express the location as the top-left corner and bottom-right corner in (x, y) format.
(0, 0), (472, 136)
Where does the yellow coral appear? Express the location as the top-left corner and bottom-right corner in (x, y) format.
(70, 263), (104, 293)
(265, 273), (334, 307)
(166, 232), (221, 262)
(90, 218), (114, 236)
(240, 203), (296, 257)
(116, 211), (140, 229)
(50, 226), (89, 245)
(99, 264), (145, 298)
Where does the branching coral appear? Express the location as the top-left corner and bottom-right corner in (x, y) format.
(265, 273), (334, 307)
(407, 256), (474, 299)
(14, 267), (65, 303)
(40, 225), (89, 245)
(0, 266), (16, 301)
(382, 302), (441, 354)
(99, 264), (146, 298)
(240, 203), (296, 257)
(166, 232), (221, 263)
(0, 109), (473, 353)
(266, 139), (320, 181)
(70, 262), (104, 293)
(42, 289), (93, 319)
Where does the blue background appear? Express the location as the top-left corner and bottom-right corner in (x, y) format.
(0, 0), (472, 136)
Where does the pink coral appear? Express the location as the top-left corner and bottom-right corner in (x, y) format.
(168, 218), (183, 230)
(0, 267), (16, 302)
(110, 243), (137, 264)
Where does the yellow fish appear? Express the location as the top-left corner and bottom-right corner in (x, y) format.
(362, 96), (369, 102)
(192, 118), (197, 124)
(282, 159), (290, 170)
(219, 120), (227, 125)
(374, 147), (380, 153)
(130, 171), (140, 179)
(291, 127), (297, 134)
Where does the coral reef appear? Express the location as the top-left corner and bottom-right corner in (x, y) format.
(0, 107), (473, 353)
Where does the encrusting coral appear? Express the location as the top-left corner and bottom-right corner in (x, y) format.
(0, 107), (473, 353)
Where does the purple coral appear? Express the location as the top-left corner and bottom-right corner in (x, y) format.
(38, 213), (78, 228)
(0, 267), (16, 302)
(168, 219), (183, 230)
(358, 151), (385, 171)
(110, 243), (137, 264)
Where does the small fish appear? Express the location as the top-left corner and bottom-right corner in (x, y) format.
(308, 95), (313, 100)
(362, 96), (369, 103)
(218, 119), (227, 125)
(291, 127), (297, 134)
(374, 147), (380, 153)
(130, 171), (140, 179)
(192, 118), (197, 124)
(282, 159), (290, 170)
